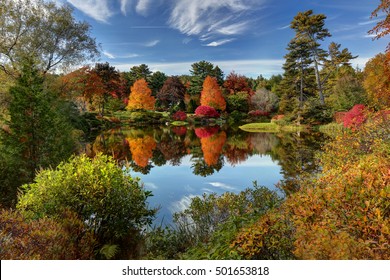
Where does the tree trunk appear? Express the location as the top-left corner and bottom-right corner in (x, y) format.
(313, 58), (325, 105)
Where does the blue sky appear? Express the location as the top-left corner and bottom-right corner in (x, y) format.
(56, 0), (387, 77)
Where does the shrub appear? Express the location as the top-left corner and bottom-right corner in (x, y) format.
(287, 114), (390, 259)
(226, 92), (249, 113)
(343, 104), (367, 129)
(17, 154), (156, 259)
(0, 209), (97, 260)
(195, 105), (220, 118)
(172, 111), (187, 121)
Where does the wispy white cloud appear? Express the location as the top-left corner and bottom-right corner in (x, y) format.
(120, 0), (132, 15)
(208, 182), (236, 191)
(143, 39), (160, 47)
(169, 194), (199, 214)
(135, 0), (153, 16)
(204, 38), (235, 47)
(67, 0), (113, 23)
(216, 22), (249, 35)
(168, 0), (264, 45)
(103, 51), (115, 59)
(277, 24), (290, 30)
(103, 50), (139, 59)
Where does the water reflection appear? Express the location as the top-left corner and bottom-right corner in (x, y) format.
(88, 125), (324, 188)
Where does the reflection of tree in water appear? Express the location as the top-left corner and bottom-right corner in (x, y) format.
(89, 129), (131, 161)
(224, 132), (252, 166)
(127, 135), (156, 168)
(250, 133), (280, 155)
(88, 125), (325, 182)
(157, 128), (187, 166)
(200, 131), (226, 166)
(270, 131), (324, 194)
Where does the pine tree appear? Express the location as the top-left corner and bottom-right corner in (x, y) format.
(0, 62), (75, 204)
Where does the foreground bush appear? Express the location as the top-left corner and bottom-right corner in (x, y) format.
(0, 209), (96, 259)
(144, 184), (283, 259)
(17, 154), (156, 259)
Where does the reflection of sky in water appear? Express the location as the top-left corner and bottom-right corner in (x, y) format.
(130, 154), (283, 226)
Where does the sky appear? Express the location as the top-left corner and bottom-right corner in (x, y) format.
(55, 0), (387, 78)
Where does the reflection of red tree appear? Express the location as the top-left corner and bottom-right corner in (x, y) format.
(171, 126), (187, 136)
(195, 126), (219, 138)
(201, 131), (226, 166)
(127, 135), (156, 167)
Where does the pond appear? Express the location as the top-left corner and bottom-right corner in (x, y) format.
(84, 124), (325, 225)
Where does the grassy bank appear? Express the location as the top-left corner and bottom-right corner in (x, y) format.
(239, 122), (305, 133)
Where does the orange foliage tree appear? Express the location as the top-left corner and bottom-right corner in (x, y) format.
(127, 135), (156, 168)
(126, 79), (155, 110)
(363, 53), (390, 109)
(200, 76), (226, 111)
(200, 131), (226, 166)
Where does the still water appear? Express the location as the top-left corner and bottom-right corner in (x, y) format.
(86, 125), (324, 225)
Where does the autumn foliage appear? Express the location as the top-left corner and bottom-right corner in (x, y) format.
(200, 131), (226, 166)
(223, 71), (253, 95)
(0, 209), (96, 260)
(126, 79), (155, 111)
(172, 111), (187, 121)
(342, 104), (367, 129)
(200, 76), (226, 111)
(363, 53), (390, 109)
(194, 105), (220, 118)
(231, 113), (390, 260)
(127, 135), (157, 168)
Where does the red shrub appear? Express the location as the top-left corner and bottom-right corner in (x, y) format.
(172, 111), (187, 121)
(194, 105), (220, 118)
(195, 126), (219, 138)
(343, 104), (367, 129)
(171, 126), (187, 136)
(334, 112), (347, 124)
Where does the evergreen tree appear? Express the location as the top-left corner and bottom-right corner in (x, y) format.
(0, 62), (75, 205)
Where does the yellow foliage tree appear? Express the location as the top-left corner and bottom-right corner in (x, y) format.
(126, 79), (155, 110)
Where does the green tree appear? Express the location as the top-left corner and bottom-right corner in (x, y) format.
(0, 0), (99, 75)
(124, 64), (152, 88)
(188, 61), (224, 97)
(291, 10), (331, 105)
(149, 71), (168, 96)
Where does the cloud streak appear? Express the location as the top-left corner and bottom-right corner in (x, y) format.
(204, 39), (235, 47)
(67, 0), (113, 23)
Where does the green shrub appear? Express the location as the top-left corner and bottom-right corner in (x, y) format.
(17, 154), (156, 259)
